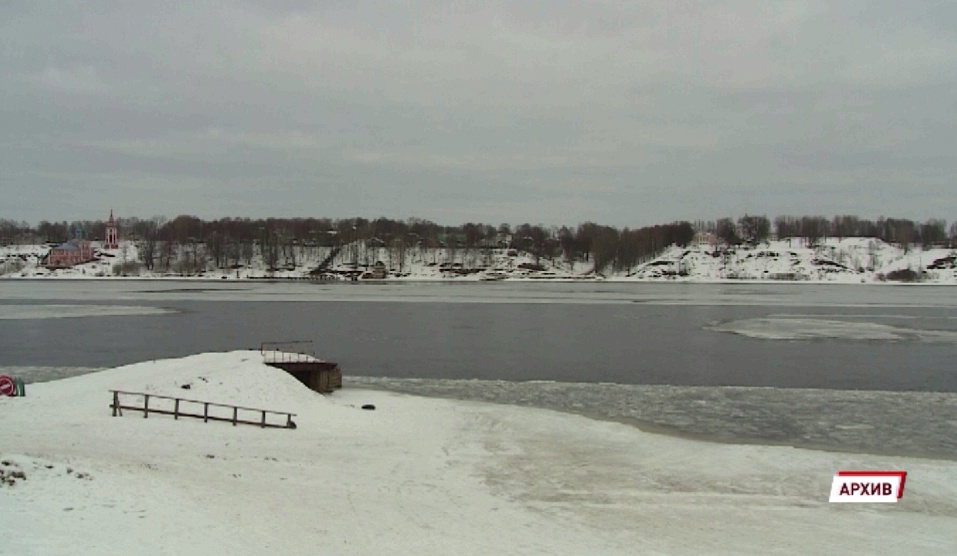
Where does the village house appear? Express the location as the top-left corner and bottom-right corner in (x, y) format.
(691, 231), (718, 247)
(368, 261), (387, 279)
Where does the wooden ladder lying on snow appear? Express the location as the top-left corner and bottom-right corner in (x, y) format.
(109, 390), (297, 429)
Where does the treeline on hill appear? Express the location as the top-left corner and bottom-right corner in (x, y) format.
(1, 216), (693, 273)
(1, 214), (955, 273)
(696, 215), (954, 249)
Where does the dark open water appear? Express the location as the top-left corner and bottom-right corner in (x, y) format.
(1, 280), (955, 457)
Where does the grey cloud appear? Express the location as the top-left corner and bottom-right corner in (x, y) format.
(2, 1), (956, 226)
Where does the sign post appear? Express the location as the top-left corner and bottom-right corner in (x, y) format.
(0, 375), (15, 396)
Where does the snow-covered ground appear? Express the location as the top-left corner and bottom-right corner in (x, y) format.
(1, 352), (955, 555)
(627, 237), (957, 284)
(3, 238), (956, 283)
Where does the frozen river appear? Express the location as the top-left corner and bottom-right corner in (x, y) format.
(1, 280), (955, 457)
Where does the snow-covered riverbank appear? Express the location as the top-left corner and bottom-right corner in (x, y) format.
(2, 238), (956, 284)
(1, 352), (955, 554)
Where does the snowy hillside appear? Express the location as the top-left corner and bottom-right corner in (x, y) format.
(0, 241), (595, 281)
(625, 238), (957, 284)
(1, 238), (955, 283)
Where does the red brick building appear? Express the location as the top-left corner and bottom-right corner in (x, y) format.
(46, 239), (94, 268)
(44, 210), (116, 268)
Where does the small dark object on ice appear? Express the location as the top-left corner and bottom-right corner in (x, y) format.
(181, 384), (191, 390)
(361, 404), (376, 411)
(1, 469), (27, 485)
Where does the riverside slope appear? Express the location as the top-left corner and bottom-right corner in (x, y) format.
(2, 237), (956, 283)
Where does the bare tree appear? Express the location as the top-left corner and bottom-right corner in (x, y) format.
(737, 215), (770, 244)
(137, 219), (160, 270)
(388, 237), (407, 273)
(715, 218), (739, 245)
(156, 240), (175, 272)
(920, 219), (947, 248)
(591, 226), (618, 274)
(242, 240), (254, 267)
(207, 231), (225, 268)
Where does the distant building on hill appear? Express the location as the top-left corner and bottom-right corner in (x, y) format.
(691, 232), (718, 247)
(46, 238), (94, 268)
(44, 210), (117, 268)
(369, 261), (387, 279)
(104, 210), (119, 249)
(436, 232), (466, 247)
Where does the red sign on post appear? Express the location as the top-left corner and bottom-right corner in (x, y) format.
(0, 375), (14, 396)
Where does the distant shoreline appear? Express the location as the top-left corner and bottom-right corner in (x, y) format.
(1, 275), (953, 285)
(4, 237), (956, 284)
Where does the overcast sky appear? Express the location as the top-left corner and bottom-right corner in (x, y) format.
(2, 1), (955, 227)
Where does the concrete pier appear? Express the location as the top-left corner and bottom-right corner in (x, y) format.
(265, 360), (342, 394)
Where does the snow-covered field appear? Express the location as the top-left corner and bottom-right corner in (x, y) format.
(1, 352), (955, 555)
(628, 237), (957, 284)
(2, 237), (956, 283)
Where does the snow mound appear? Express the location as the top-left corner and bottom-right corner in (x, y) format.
(26, 351), (327, 417)
(134, 352), (325, 411)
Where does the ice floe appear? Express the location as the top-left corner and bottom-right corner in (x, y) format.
(0, 304), (173, 319)
(708, 317), (957, 342)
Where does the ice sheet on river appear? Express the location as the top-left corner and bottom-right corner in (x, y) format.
(1, 366), (106, 383)
(4, 281), (957, 308)
(708, 317), (957, 342)
(20, 363), (957, 458)
(348, 376), (957, 459)
(0, 304), (173, 319)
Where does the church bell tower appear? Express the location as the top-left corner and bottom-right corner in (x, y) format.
(105, 210), (118, 249)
